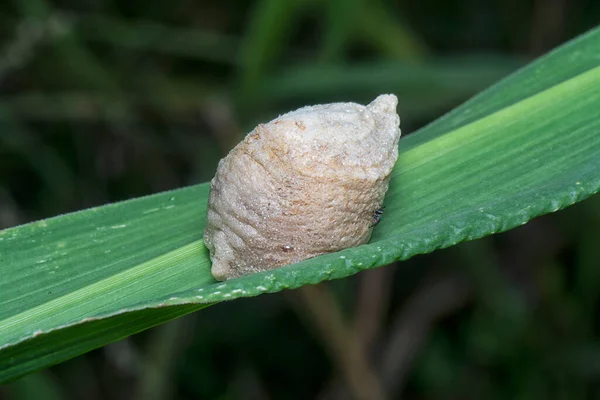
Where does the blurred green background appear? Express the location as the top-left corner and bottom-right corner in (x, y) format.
(1, 0), (600, 399)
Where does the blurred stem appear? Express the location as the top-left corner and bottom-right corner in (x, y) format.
(455, 239), (512, 304)
(14, 0), (121, 93)
(3, 371), (64, 400)
(237, 0), (302, 109)
(199, 96), (244, 152)
(456, 239), (532, 309)
(354, 266), (395, 355)
(230, 363), (272, 400)
(0, 108), (76, 206)
(288, 284), (387, 400)
(380, 273), (471, 397)
(529, 0), (568, 55)
(319, 0), (363, 63)
(135, 316), (196, 400)
(575, 197), (600, 312)
(0, 187), (23, 229)
(76, 14), (239, 64)
(356, 0), (427, 62)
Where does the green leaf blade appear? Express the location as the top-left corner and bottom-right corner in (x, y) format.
(1, 27), (599, 383)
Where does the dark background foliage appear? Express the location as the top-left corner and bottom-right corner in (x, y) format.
(1, 0), (599, 399)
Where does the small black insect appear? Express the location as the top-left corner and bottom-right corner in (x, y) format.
(369, 206), (385, 228)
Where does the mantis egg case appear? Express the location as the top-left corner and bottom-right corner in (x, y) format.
(204, 94), (401, 280)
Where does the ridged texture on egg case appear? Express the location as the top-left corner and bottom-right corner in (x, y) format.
(204, 94), (401, 280)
